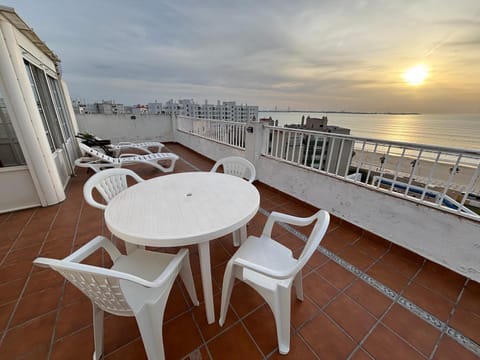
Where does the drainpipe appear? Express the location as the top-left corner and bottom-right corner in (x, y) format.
(0, 19), (65, 205)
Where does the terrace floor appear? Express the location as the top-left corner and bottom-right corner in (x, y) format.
(0, 143), (479, 360)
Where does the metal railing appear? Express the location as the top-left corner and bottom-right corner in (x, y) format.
(263, 125), (480, 219)
(177, 116), (246, 149)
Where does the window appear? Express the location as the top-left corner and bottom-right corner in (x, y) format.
(0, 89), (26, 167)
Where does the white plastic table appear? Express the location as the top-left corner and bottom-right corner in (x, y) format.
(104, 171), (260, 324)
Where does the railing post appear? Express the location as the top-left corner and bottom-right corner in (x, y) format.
(244, 119), (264, 169)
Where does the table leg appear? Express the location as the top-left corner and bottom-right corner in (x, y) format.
(198, 241), (215, 324)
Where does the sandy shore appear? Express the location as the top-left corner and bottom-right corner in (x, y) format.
(351, 149), (480, 194)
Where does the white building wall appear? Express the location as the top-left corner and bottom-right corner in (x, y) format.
(76, 114), (174, 143)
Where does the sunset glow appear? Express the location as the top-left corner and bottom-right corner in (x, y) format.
(403, 64), (429, 86)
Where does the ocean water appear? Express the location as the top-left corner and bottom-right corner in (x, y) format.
(260, 112), (480, 151)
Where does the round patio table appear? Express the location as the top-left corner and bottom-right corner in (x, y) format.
(105, 171), (260, 324)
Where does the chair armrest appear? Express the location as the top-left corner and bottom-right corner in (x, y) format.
(234, 257), (295, 280)
(63, 236), (122, 263)
(262, 211), (319, 238)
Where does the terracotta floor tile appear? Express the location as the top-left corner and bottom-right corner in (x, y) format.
(321, 230), (352, 253)
(102, 315), (142, 354)
(363, 324), (425, 360)
(377, 250), (424, 279)
(352, 234), (390, 259)
(105, 338), (147, 359)
(300, 311), (356, 359)
(11, 230), (48, 250)
(207, 322), (263, 360)
(339, 245), (377, 270)
(458, 280), (480, 316)
(0, 312), (56, 359)
(3, 243), (42, 266)
(163, 282), (190, 321)
(325, 293), (377, 341)
(24, 267), (65, 295)
(414, 261), (466, 302)
(291, 294), (319, 329)
(10, 285), (62, 327)
(351, 348), (375, 360)
(345, 280), (393, 318)
(192, 292), (239, 341)
(366, 262), (411, 293)
(432, 335), (479, 360)
(0, 260), (32, 283)
(303, 271), (339, 307)
(274, 232), (306, 253)
(449, 307), (480, 344)
(305, 250), (330, 270)
(316, 260), (356, 290)
(382, 304), (441, 356)
(403, 283), (454, 322)
(0, 301), (15, 332)
(268, 333), (317, 359)
(163, 313), (203, 359)
(230, 281), (265, 318)
(51, 325), (95, 360)
(243, 304), (279, 355)
(55, 299), (92, 339)
(0, 277), (26, 306)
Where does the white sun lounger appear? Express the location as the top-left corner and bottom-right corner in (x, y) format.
(110, 141), (164, 156)
(75, 143), (179, 173)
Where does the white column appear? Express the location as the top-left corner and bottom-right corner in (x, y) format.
(244, 120), (265, 169)
(0, 19), (65, 205)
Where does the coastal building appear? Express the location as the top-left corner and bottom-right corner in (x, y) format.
(77, 98), (259, 121)
(278, 116), (353, 174)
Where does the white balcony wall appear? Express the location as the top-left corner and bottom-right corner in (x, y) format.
(256, 156), (480, 282)
(76, 114), (174, 144)
(74, 114), (480, 282)
(175, 128), (244, 162)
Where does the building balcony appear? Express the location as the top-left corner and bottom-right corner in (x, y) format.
(0, 141), (479, 359)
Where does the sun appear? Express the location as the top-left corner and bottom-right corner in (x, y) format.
(403, 64), (429, 86)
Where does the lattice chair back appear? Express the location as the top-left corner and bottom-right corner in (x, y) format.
(211, 156), (256, 183)
(54, 264), (134, 316)
(83, 168), (144, 210)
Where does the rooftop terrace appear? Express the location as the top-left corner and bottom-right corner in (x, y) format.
(0, 143), (479, 359)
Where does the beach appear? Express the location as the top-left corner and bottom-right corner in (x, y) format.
(351, 149), (480, 194)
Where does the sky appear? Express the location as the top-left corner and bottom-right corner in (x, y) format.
(3, 0), (480, 113)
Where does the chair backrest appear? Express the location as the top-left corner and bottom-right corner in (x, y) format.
(34, 250), (187, 317)
(211, 156), (256, 183)
(294, 210), (330, 274)
(83, 168), (144, 210)
(79, 142), (115, 162)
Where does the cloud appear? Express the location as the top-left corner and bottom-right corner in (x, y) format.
(3, 0), (480, 112)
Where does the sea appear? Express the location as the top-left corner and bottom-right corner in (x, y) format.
(259, 112), (480, 151)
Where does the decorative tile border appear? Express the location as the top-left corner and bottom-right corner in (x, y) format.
(259, 207), (480, 356)
(186, 160), (480, 356)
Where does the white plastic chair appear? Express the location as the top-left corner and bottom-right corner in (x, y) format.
(83, 168), (145, 254)
(219, 210), (330, 355)
(83, 168), (144, 210)
(33, 236), (199, 360)
(211, 156), (256, 246)
(210, 156), (256, 183)
(75, 143), (179, 173)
